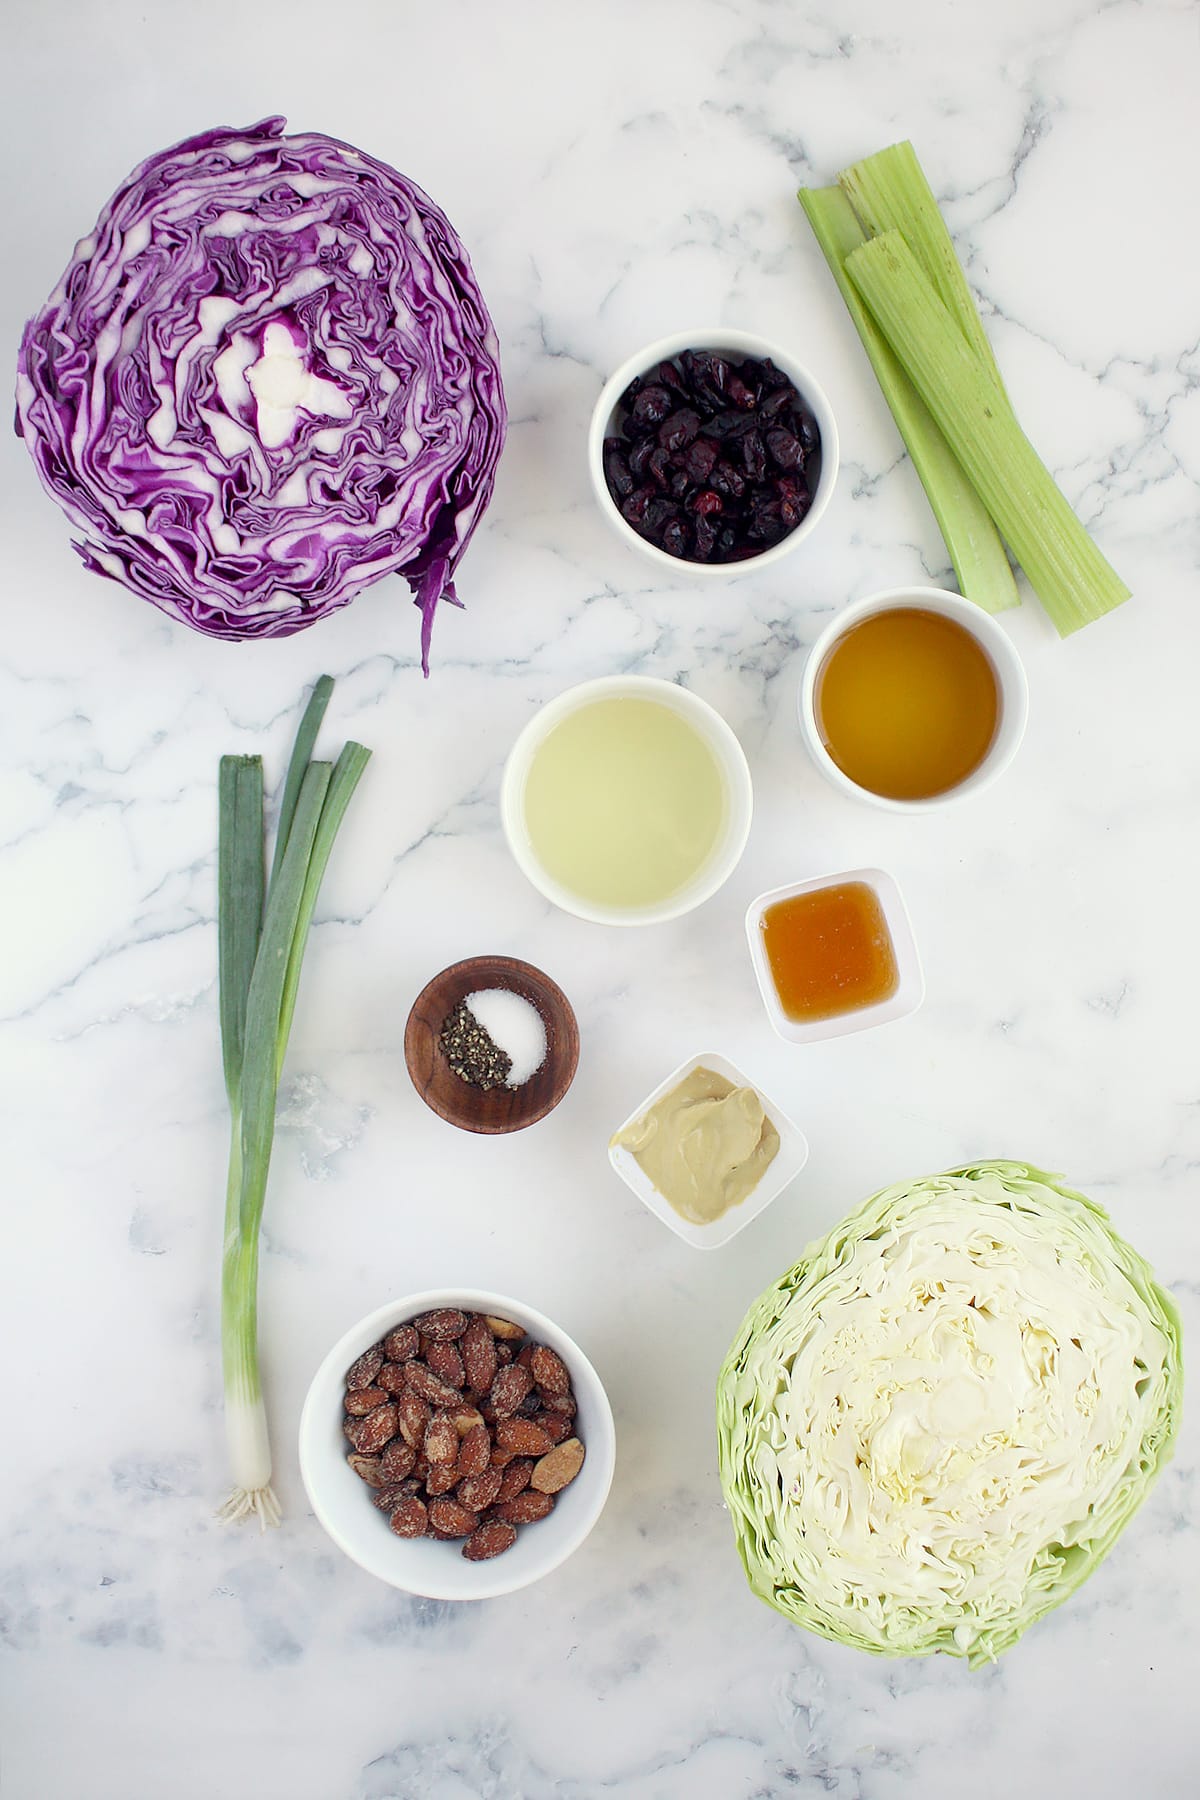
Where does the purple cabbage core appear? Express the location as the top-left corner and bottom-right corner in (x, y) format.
(15, 117), (507, 670)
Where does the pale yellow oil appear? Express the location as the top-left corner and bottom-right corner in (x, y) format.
(522, 697), (728, 908)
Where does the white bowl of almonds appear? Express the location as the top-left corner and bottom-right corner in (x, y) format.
(298, 1289), (616, 1598)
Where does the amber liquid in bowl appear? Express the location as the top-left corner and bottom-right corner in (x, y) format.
(815, 607), (999, 800)
(761, 882), (899, 1022)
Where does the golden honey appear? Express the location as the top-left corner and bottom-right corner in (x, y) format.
(760, 882), (898, 1021)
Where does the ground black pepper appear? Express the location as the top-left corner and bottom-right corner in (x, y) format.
(440, 1001), (512, 1089)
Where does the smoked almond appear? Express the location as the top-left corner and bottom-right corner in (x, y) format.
(462, 1520), (517, 1561)
(494, 1417), (554, 1456)
(457, 1423), (492, 1479)
(423, 1415), (459, 1469)
(344, 1385), (388, 1417)
(427, 1498), (478, 1538)
(414, 1308), (469, 1341)
(530, 1344), (570, 1397)
(425, 1341), (465, 1389)
(345, 1347), (385, 1389)
(382, 1325), (419, 1363)
(530, 1437), (585, 1494)
(380, 1439), (417, 1482)
(455, 1467), (503, 1512)
(488, 1365), (534, 1418)
(388, 1496), (428, 1538)
(344, 1404), (399, 1455)
(496, 1489), (554, 1525)
(460, 1318), (498, 1394)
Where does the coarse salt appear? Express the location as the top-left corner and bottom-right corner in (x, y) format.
(464, 989), (547, 1088)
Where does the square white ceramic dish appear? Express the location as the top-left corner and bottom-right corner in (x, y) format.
(745, 867), (924, 1045)
(607, 1051), (808, 1248)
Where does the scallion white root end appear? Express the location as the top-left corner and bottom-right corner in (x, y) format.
(217, 1485), (282, 1531)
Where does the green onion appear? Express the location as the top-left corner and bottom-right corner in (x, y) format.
(269, 675), (333, 890)
(844, 230), (1131, 635)
(217, 682), (370, 1528)
(798, 184), (1019, 614)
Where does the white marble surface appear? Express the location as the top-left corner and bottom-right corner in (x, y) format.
(2, 2), (1197, 1795)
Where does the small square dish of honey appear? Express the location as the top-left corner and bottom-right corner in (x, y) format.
(745, 868), (924, 1044)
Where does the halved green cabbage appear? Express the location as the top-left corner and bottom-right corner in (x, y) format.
(717, 1162), (1182, 1666)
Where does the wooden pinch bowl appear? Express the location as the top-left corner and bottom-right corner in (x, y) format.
(404, 955), (579, 1134)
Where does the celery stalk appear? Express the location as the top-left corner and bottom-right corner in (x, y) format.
(845, 231), (1130, 634)
(799, 185), (1019, 614)
(838, 141), (1006, 395)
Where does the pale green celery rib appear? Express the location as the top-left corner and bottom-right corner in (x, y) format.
(838, 141), (1007, 395)
(798, 185), (1019, 614)
(845, 231), (1130, 635)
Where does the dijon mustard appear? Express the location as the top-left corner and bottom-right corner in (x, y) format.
(610, 1065), (779, 1225)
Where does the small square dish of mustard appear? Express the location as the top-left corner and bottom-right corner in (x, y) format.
(746, 868), (924, 1045)
(608, 1053), (809, 1249)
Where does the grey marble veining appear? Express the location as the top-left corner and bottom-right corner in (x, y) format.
(2, 1), (1197, 1796)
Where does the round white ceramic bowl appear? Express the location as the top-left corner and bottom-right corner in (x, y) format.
(299, 1289), (616, 1601)
(797, 586), (1030, 813)
(587, 327), (839, 577)
(500, 674), (754, 926)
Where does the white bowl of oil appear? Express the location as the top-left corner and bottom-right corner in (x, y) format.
(500, 676), (753, 926)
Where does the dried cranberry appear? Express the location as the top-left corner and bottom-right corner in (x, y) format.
(630, 384), (673, 425)
(628, 437), (654, 481)
(742, 432), (767, 483)
(667, 465), (691, 499)
(726, 372), (757, 410)
(710, 460), (745, 500)
(620, 485), (654, 525)
(661, 518), (688, 559)
(759, 386), (793, 422)
(648, 445), (672, 489)
(766, 427), (804, 470)
(603, 442), (634, 498)
(709, 409), (757, 440)
(690, 490), (723, 518)
(776, 475), (810, 528)
(643, 496), (679, 538)
(747, 500), (784, 543)
(686, 438), (719, 482)
(658, 409), (701, 452)
(652, 360), (686, 392)
(693, 516), (718, 561)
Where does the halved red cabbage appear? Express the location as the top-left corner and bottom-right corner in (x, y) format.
(15, 118), (506, 670)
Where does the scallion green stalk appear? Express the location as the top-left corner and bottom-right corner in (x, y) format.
(798, 184), (1019, 613)
(217, 682), (371, 1528)
(844, 230), (1131, 635)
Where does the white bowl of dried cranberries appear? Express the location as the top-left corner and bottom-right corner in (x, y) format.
(588, 327), (839, 575)
(299, 1290), (616, 1599)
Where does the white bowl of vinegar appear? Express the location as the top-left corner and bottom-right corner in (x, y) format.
(798, 586), (1029, 812)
